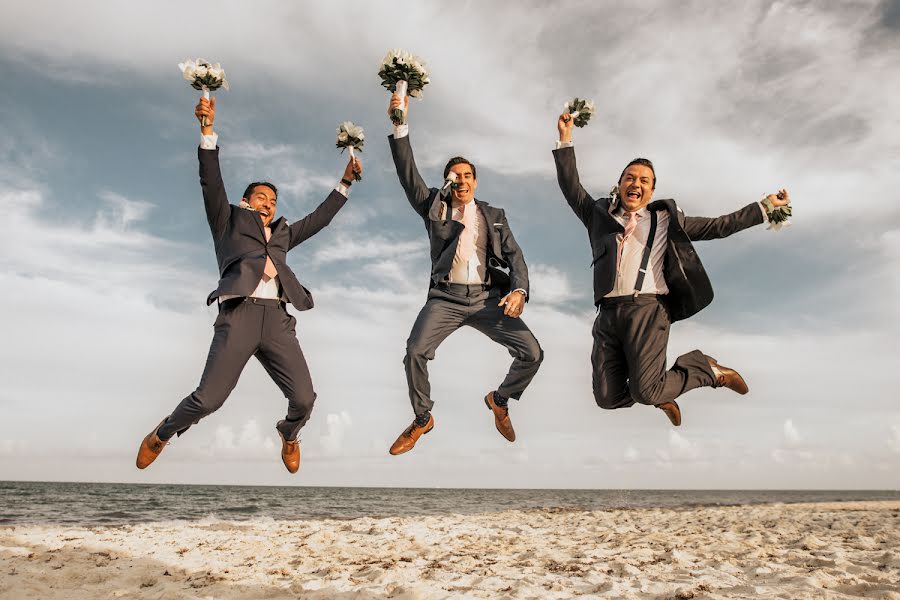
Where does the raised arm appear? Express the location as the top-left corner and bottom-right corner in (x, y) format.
(683, 190), (788, 241)
(386, 94), (435, 218)
(552, 111), (595, 228)
(195, 96), (230, 239)
(287, 155), (362, 250)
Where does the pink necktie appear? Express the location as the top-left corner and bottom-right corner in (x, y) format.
(263, 227), (278, 281)
(457, 203), (475, 261)
(616, 211), (638, 272)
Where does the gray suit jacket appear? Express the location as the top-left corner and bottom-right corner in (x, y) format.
(553, 145), (763, 321)
(389, 134), (530, 298)
(199, 146), (347, 309)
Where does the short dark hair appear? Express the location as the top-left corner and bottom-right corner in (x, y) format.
(618, 158), (656, 190)
(443, 156), (476, 180)
(242, 181), (278, 201)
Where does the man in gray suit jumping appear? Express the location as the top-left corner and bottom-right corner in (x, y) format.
(386, 95), (543, 455)
(553, 110), (790, 427)
(136, 96), (361, 473)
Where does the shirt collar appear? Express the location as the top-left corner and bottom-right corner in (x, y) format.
(612, 201), (649, 219)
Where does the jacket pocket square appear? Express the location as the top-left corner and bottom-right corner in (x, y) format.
(493, 223), (504, 227)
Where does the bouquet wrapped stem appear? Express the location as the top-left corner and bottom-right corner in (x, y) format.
(201, 88), (210, 127)
(391, 80), (408, 125)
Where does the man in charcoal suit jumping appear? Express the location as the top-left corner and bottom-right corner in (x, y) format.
(553, 109), (790, 426)
(136, 96), (361, 472)
(385, 94), (543, 454)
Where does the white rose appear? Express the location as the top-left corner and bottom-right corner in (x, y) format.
(584, 100), (595, 113)
(194, 65), (208, 79)
(338, 131), (349, 142)
(208, 67), (225, 81)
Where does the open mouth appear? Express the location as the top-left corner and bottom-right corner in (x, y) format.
(626, 189), (641, 201)
(259, 209), (270, 218)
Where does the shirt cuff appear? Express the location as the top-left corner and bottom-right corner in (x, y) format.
(335, 183), (350, 197)
(758, 201), (770, 222)
(513, 288), (527, 298)
(200, 133), (218, 150)
(555, 140), (573, 150)
(393, 123), (409, 139)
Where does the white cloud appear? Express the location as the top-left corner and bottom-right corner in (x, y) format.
(319, 411), (353, 457)
(783, 419), (802, 448)
(889, 426), (900, 455)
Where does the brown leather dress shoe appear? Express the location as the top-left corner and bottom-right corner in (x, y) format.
(278, 430), (300, 474)
(708, 357), (749, 395)
(484, 392), (516, 442)
(389, 414), (434, 455)
(136, 419), (169, 469)
(657, 401), (682, 426)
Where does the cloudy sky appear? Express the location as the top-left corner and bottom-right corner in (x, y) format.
(1, 1), (898, 489)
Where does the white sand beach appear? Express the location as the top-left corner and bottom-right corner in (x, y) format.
(1, 501), (898, 599)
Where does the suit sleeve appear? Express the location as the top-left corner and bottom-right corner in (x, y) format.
(198, 147), (230, 239)
(388, 134), (437, 218)
(287, 190), (348, 251)
(682, 202), (765, 241)
(552, 146), (595, 229)
(499, 210), (530, 300)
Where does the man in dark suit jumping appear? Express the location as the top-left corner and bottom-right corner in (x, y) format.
(136, 96), (361, 473)
(553, 110), (789, 426)
(386, 95), (543, 455)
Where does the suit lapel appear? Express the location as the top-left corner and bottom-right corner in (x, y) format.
(475, 200), (503, 259)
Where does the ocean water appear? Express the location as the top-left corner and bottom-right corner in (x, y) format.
(0, 481), (897, 526)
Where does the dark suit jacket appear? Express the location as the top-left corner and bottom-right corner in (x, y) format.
(553, 145), (763, 321)
(388, 134), (530, 298)
(199, 146), (347, 309)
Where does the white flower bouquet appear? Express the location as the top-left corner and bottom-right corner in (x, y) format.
(564, 97), (595, 128)
(762, 191), (792, 231)
(336, 121), (365, 181)
(178, 58), (229, 126)
(378, 49), (430, 125)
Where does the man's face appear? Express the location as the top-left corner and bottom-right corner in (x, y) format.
(618, 165), (655, 212)
(245, 185), (277, 226)
(449, 163), (477, 204)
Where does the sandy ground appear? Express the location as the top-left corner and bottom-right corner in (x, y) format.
(1, 501), (898, 599)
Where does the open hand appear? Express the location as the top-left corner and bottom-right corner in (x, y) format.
(195, 97), (215, 134)
(558, 112), (574, 143)
(499, 290), (526, 318)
